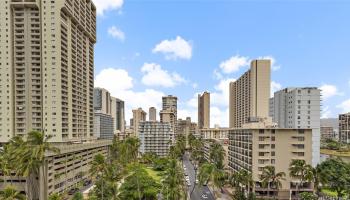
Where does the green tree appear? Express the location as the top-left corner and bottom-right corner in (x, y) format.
(162, 159), (186, 200)
(0, 185), (26, 200)
(318, 158), (350, 199)
(48, 193), (64, 200)
(15, 131), (60, 200)
(260, 166), (286, 200)
(72, 192), (84, 200)
(198, 162), (225, 196)
(289, 160), (313, 197)
(209, 141), (225, 168)
(300, 192), (317, 200)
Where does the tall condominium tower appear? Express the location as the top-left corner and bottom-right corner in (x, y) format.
(161, 95), (178, 133)
(198, 91), (210, 129)
(339, 113), (350, 143)
(94, 88), (112, 115)
(111, 97), (125, 133)
(229, 60), (271, 128)
(269, 87), (321, 166)
(149, 107), (157, 121)
(132, 108), (147, 137)
(0, 0), (96, 142)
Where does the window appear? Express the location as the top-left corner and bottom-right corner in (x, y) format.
(271, 151), (275, 156)
(271, 136), (275, 141)
(271, 144), (275, 149)
(271, 159), (275, 164)
(259, 129), (265, 134)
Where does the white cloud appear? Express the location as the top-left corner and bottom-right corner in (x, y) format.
(152, 36), (192, 60)
(219, 55), (249, 74)
(108, 26), (125, 41)
(258, 56), (281, 71)
(319, 84), (342, 100)
(192, 83), (198, 89)
(211, 107), (229, 127)
(271, 81), (282, 97)
(211, 78), (235, 107)
(337, 99), (350, 113)
(93, 0), (124, 16)
(94, 68), (165, 124)
(141, 63), (186, 87)
(321, 106), (332, 118)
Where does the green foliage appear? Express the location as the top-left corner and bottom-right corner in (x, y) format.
(48, 193), (64, 200)
(0, 185), (26, 200)
(209, 142), (225, 169)
(300, 192), (317, 200)
(72, 192), (84, 200)
(152, 157), (169, 171)
(162, 159), (186, 200)
(118, 165), (160, 200)
(318, 158), (350, 198)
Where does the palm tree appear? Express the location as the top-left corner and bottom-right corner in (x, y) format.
(230, 169), (253, 195)
(16, 131), (60, 200)
(198, 162), (225, 197)
(289, 160), (313, 197)
(0, 145), (13, 185)
(162, 159), (185, 200)
(260, 166), (286, 200)
(310, 164), (325, 196)
(0, 185), (26, 200)
(209, 142), (225, 168)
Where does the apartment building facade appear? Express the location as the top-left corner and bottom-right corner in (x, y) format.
(161, 95), (178, 133)
(269, 87), (320, 166)
(229, 60), (271, 128)
(138, 121), (174, 157)
(198, 91), (210, 129)
(0, 0), (96, 142)
(149, 107), (157, 121)
(339, 113), (350, 143)
(132, 108), (147, 137)
(228, 127), (313, 199)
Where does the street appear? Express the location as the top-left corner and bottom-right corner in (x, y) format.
(183, 153), (215, 200)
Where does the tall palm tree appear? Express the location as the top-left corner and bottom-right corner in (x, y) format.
(0, 185), (26, 200)
(230, 169), (253, 195)
(16, 131), (60, 200)
(198, 163), (225, 197)
(289, 160), (313, 197)
(0, 145), (13, 185)
(162, 159), (185, 200)
(260, 166), (286, 200)
(209, 142), (225, 168)
(310, 164), (325, 196)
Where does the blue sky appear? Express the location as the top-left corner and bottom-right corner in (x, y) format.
(92, 0), (350, 127)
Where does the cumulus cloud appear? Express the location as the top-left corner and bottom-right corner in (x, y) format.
(271, 81), (282, 97)
(152, 36), (192, 60)
(219, 55), (249, 74)
(108, 26), (125, 41)
(319, 84), (342, 100)
(94, 68), (165, 124)
(337, 99), (350, 113)
(141, 63), (186, 87)
(93, 0), (123, 16)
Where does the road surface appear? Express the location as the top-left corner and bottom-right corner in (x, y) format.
(182, 153), (215, 200)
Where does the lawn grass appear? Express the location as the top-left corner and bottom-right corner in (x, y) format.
(144, 167), (163, 183)
(320, 148), (350, 157)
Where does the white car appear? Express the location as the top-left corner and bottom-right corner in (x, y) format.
(201, 194), (208, 199)
(195, 179), (199, 184)
(187, 181), (191, 186)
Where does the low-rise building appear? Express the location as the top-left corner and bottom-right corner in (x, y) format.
(339, 113), (350, 143)
(138, 121), (174, 157)
(228, 127), (313, 199)
(0, 140), (111, 200)
(321, 126), (337, 141)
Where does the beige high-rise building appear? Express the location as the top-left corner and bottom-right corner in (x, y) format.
(229, 60), (271, 128)
(149, 107), (157, 121)
(111, 97), (125, 133)
(94, 88), (112, 115)
(132, 108), (147, 137)
(198, 91), (210, 129)
(160, 109), (176, 133)
(161, 95), (178, 133)
(0, 0), (96, 142)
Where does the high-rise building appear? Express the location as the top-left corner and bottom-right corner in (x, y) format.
(228, 127), (313, 199)
(198, 91), (210, 129)
(149, 107), (157, 121)
(161, 95), (178, 133)
(94, 88), (111, 115)
(160, 109), (176, 133)
(111, 97), (125, 133)
(269, 87), (321, 166)
(138, 121), (174, 157)
(177, 117), (198, 147)
(0, 0), (96, 142)
(229, 60), (271, 128)
(339, 113), (350, 143)
(132, 108), (147, 137)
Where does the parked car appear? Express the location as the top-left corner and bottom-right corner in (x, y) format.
(202, 194), (208, 199)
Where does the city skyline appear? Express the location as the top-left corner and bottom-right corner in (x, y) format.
(92, 0), (350, 127)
